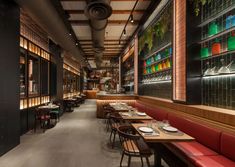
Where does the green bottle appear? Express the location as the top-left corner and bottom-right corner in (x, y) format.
(209, 22), (218, 36)
(228, 31), (235, 51)
(200, 47), (209, 58)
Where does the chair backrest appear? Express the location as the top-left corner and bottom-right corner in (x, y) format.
(35, 108), (50, 118)
(117, 125), (140, 154)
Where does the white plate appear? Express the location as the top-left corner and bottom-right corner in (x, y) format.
(121, 113), (130, 116)
(139, 127), (153, 133)
(163, 126), (178, 132)
(137, 112), (147, 116)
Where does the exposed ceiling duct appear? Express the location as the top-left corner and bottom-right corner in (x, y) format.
(15, 0), (84, 62)
(85, 0), (112, 68)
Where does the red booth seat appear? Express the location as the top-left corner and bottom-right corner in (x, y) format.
(190, 155), (235, 167)
(134, 101), (235, 166)
(134, 101), (168, 121)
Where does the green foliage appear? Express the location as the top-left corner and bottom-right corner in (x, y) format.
(190, 0), (212, 16)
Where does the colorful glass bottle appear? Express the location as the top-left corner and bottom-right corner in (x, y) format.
(200, 47), (209, 58)
(209, 22), (218, 36)
(155, 64), (158, 71)
(212, 39), (221, 55)
(158, 63), (162, 71)
(228, 31), (235, 51)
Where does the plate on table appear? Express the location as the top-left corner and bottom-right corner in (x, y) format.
(139, 127), (153, 133)
(121, 113), (130, 116)
(163, 126), (178, 132)
(136, 112), (147, 116)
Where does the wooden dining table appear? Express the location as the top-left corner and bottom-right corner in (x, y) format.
(109, 102), (130, 112)
(119, 111), (153, 121)
(132, 123), (194, 167)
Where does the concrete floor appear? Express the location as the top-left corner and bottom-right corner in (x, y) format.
(0, 100), (168, 167)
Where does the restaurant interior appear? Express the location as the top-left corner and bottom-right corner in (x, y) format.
(0, 0), (235, 166)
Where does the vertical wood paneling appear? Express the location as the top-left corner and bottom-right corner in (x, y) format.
(173, 0), (186, 102)
(134, 35), (138, 95)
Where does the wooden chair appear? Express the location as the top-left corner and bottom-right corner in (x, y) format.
(117, 125), (153, 167)
(50, 101), (62, 123)
(34, 108), (51, 133)
(108, 112), (122, 148)
(103, 104), (114, 131)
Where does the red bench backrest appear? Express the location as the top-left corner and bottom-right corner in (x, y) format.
(168, 113), (221, 153)
(220, 132), (235, 161)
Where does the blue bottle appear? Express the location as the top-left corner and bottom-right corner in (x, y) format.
(169, 47), (172, 55)
(232, 15), (235, 27)
(226, 16), (232, 29)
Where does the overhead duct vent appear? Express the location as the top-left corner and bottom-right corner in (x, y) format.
(85, 1), (112, 20)
(85, 0), (112, 69)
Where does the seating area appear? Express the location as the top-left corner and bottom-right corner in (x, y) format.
(132, 101), (235, 167)
(1, 0), (235, 166)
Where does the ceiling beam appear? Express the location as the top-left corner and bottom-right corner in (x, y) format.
(70, 20), (139, 25)
(79, 39), (127, 42)
(82, 46), (124, 49)
(61, 0), (149, 1)
(66, 10), (145, 15)
(81, 43), (125, 46)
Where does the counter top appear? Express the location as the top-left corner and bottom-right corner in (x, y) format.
(96, 92), (135, 97)
(96, 92), (137, 100)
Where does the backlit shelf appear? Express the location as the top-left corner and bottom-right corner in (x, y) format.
(144, 55), (172, 68)
(202, 72), (235, 79)
(143, 68), (171, 76)
(198, 5), (235, 27)
(142, 42), (172, 60)
(199, 26), (235, 44)
(201, 50), (235, 61)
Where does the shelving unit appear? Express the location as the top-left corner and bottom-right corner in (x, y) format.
(138, 1), (173, 99)
(19, 36), (51, 110)
(122, 53), (134, 94)
(200, 0), (235, 110)
(63, 63), (81, 99)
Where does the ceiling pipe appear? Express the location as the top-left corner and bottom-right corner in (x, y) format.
(85, 0), (112, 68)
(15, 0), (84, 62)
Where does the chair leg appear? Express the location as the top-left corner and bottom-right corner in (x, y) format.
(112, 130), (116, 148)
(42, 121), (45, 133)
(141, 157), (144, 167)
(109, 129), (113, 143)
(146, 157), (151, 167)
(120, 151), (124, 167)
(127, 156), (131, 167)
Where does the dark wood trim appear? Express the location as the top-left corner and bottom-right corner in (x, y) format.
(66, 10), (145, 15)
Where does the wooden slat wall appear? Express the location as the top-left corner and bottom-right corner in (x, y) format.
(173, 0), (186, 102)
(138, 96), (235, 133)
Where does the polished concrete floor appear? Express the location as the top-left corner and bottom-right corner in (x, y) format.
(0, 100), (168, 167)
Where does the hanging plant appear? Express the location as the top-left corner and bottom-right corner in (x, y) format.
(190, 0), (212, 16)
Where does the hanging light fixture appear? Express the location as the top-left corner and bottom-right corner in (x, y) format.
(130, 14), (134, 23)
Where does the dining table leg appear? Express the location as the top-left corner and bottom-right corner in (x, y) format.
(152, 144), (164, 167)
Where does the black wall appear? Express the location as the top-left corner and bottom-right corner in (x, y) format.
(49, 40), (63, 101)
(0, 0), (20, 155)
(186, 1), (202, 104)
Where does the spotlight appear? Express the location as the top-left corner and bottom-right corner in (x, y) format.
(76, 42), (78, 46)
(123, 29), (126, 36)
(130, 14), (134, 23)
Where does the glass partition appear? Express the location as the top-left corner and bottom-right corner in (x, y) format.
(28, 53), (40, 97)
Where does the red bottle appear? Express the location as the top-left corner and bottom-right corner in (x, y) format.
(212, 40), (221, 55)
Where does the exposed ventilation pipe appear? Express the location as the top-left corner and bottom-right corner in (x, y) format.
(14, 0), (84, 62)
(85, 0), (112, 68)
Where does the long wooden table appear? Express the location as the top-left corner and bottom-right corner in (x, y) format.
(132, 123), (194, 167)
(119, 112), (153, 121)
